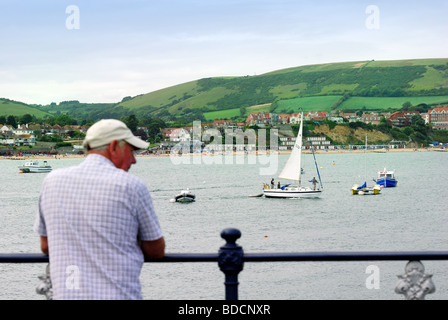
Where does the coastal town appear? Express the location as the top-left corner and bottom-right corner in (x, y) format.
(2, 0), (448, 303)
(1, 105), (448, 157)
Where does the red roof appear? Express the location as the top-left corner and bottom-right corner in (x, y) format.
(430, 107), (448, 113)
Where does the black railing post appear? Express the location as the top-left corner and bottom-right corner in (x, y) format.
(218, 228), (244, 300)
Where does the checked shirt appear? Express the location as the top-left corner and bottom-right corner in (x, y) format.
(34, 154), (162, 300)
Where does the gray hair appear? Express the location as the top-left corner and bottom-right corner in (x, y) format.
(86, 140), (127, 152)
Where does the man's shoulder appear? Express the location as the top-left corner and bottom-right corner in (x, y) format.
(44, 165), (78, 180)
(123, 172), (148, 190)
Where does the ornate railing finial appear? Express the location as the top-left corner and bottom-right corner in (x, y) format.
(36, 264), (53, 300)
(395, 260), (435, 300)
(218, 228), (244, 300)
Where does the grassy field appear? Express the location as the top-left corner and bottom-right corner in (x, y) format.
(119, 80), (200, 109)
(203, 94), (448, 120)
(118, 78), (237, 114)
(338, 96), (448, 110)
(204, 103), (271, 121)
(0, 99), (52, 118)
(275, 96), (343, 113)
(409, 67), (448, 91)
(204, 108), (241, 120)
(114, 58), (448, 118)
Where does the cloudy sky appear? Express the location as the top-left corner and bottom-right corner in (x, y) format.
(1, 0), (447, 105)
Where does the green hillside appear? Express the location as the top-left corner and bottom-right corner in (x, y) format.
(36, 100), (116, 121)
(204, 103), (272, 121)
(113, 58), (448, 119)
(4, 58), (448, 122)
(338, 96), (448, 110)
(0, 98), (52, 118)
(276, 96), (343, 113)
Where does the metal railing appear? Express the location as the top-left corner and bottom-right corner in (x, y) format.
(1, 228), (446, 300)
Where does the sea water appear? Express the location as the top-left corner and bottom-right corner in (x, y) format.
(1, 151), (447, 300)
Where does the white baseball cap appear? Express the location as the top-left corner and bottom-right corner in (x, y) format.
(83, 119), (149, 150)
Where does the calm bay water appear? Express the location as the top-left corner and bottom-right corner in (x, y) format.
(1, 150), (447, 300)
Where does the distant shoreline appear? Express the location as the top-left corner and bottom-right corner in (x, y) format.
(1, 147), (446, 160)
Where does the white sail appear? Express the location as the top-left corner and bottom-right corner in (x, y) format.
(263, 111), (322, 198)
(278, 112), (303, 183)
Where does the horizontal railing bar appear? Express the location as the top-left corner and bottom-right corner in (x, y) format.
(2, 251), (448, 264)
(147, 253), (219, 262)
(242, 251), (448, 262)
(0, 253), (49, 263)
(0, 253), (219, 263)
(6, 230), (442, 300)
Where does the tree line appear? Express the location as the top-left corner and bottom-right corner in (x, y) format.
(3, 101), (447, 146)
(1, 113), (169, 144)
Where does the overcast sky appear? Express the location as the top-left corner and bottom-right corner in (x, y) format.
(1, 0), (447, 105)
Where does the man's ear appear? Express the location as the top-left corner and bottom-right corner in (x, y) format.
(108, 140), (119, 154)
(107, 140), (122, 165)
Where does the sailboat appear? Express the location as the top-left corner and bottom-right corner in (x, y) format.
(263, 112), (323, 198)
(351, 135), (381, 195)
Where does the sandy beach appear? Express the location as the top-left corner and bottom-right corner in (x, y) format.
(1, 147), (446, 161)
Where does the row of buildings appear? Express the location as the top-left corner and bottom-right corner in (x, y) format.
(244, 106), (448, 130)
(1, 106), (447, 149)
(0, 123), (88, 147)
(162, 106), (448, 152)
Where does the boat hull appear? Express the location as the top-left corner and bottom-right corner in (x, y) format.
(175, 194), (196, 203)
(376, 168), (397, 187)
(18, 161), (52, 173)
(263, 187), (322, 198)
(18, 166), (52, 173)
(18, 167), (52, 173)
(351, 185), (381, 195)
(376, 178), (398, 188)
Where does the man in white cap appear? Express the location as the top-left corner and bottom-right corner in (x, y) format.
(34, 119), (165, 300)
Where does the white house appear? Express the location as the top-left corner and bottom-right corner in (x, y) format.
(1, 125), (13, 136)
(164, 128), (191, 142)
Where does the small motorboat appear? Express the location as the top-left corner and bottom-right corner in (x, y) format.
(174, 189), (196, 203)
(376, 168), (398, 187)
(18, 160), (52, 173)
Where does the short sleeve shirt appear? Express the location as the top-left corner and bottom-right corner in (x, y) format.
(34, 154), (162, 300)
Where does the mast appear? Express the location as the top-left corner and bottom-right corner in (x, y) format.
(297, 112), (303, 186)
(304, 115), (323, 190)
(278, 111), (303, 184)
(364, 135), (367, 184)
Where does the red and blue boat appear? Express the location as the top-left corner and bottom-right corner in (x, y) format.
(376, 168), (398, 187)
